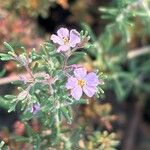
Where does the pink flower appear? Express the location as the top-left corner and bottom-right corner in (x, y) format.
(51, 27), (81, 52)
(66, 68), (99, 100)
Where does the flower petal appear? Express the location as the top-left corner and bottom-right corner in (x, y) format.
(30, 103), (40, 115)
(57, 28), (69, 38)
(71, 86), (83, 100)
(69, 29), (81, 47)
(57, 45), (70, 52)
(74, 68), (87, 79)
(83, 85), (96, 97)
(85, 72), (99, 87)
(51, 34), (64, 45)
(66, 77), (78, 89)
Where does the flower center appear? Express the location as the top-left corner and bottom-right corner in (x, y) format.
(63, 37), (69, 44)
(78, 79), (86, 87)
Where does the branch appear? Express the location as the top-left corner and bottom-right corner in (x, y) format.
(0, 72), (45, 85)
(0, 46), (150, 85)
(127, 46), (150, 59)
(0, 73), (30, 85)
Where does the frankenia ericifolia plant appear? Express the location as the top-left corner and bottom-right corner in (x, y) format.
(0, 27), (104, 148)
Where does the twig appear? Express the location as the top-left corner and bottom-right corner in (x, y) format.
(0, 46), (149, 85)
(127, 46), (150, 59)
(0, 72), (46, 85)
(0, 73), (30, 85)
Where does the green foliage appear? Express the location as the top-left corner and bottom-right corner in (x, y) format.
(0, 69), (6, 77)
(0, 141), (5, 150)
(88, 131), (119, 150)
(82, 0), (150, 101)
(0, 31), (105, 149)
(1, 0), (150, 149)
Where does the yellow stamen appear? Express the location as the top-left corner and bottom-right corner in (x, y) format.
(63, 37), (69, 44)
(78, 79), (85, 87)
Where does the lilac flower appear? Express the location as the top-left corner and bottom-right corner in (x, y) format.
(51, 27), (81, 52)
(66, 68), (99, 100)
(30, 103), (40, 115)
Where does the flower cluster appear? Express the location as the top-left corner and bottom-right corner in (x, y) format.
(51, 27), (100, 100)
(0, 27), (104, 149)
(1, 27), (102, 121)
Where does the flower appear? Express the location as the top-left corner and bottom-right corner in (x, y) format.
(30, 103), (40, 115)
(66, 68), (99, 100)
(51, 27), (81, 52)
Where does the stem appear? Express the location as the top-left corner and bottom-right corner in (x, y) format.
(25, 65), (34, 79)
(54, 110), (61, 138)
(0, 72), (29, 85)
(127, 46), (150, 59)
(61, 54), (72, 77)
(0, 72), (45, 85)
(15, 53), (34, 79)
(62, 55), (69, 71)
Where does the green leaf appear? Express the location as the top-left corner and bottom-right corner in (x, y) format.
(48, 114), (55, 127)
(0, 69), (6, 77)
(21, 112), (33, 121)
(8, 102), (17, 113)
(99, 7), (118, 15)
(0, 97), (12, 109)
(33, 134), (41, 150)
(60, 107), (72, 124)
(81, 23), (96, 41)
(73, 98), (87, 105)
(3, 42), (14, 52)
(0, 141), (5, 149)
(10, 135), (30, 142)
(4, 95), (16, 99)
(112, 72), (134, 101)
(17, 91), (28, 100)
(25, 123), (36, 137)
(0, 53), (12, 61)
(68, 52), (86, 65)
